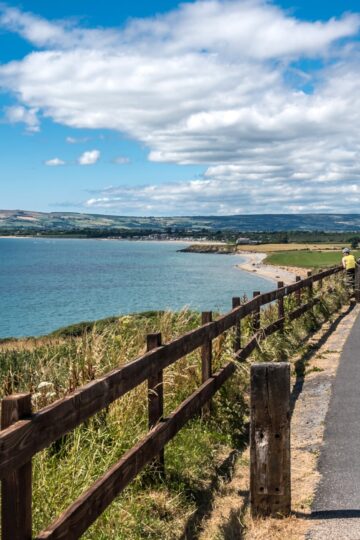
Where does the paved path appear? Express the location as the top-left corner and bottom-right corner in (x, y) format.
(307, 310), (360, 539)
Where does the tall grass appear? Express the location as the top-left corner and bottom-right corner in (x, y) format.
(0, 273), (349, 539)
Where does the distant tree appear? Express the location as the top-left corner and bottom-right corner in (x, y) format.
(349, 236), (360, 249)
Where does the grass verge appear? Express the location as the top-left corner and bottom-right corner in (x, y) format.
(264, 250), (360, 268)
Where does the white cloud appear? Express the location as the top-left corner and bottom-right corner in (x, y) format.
(66, 136), (89, 144)
(0, 6), (67, 47)
(4, 105), (39, 132)
(45, 157), (65, 166)
(78, 149), (100, 165)
(0, 5), (119, 49)
(84, 172), (360, 215)
(1, 2), (357, 58)
(1, 1), (360, 212)
(112, 156), (130, 164)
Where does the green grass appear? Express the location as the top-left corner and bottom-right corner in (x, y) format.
(265, 250), (360, 268)
(0, 275), (350, 539)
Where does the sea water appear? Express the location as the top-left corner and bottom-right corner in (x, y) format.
(0, 238), (272, 338)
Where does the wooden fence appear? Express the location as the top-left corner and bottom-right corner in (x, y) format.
(0, 265), (346, 539)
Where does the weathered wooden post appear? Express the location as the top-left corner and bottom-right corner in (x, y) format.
(147, 333), (165, 476)
(1, 393), (32, 540)
(307, 270), (313, 299)
(250, 363), (291, 517)
(253, 291), (261, 333)
(277, 281), (285, 323)
(295, 276), (301, 306)
(201, 311), (213, 416)
(232, 297), (241, 353)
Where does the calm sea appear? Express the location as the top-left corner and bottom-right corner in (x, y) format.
(0, 238), (272, 338)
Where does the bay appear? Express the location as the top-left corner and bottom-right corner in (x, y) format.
(0, 238), (272, 338)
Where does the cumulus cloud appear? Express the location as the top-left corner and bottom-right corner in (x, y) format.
(85, 126), (360, 214)
(4, 105), (39, 132)
(78, 149), (100, 165)
(85, 172), (360, 215)
(0, 5), (119, 48)
(45, 157), (65, 166)
(1, 1), (360, 212)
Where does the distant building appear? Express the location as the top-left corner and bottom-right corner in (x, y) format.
(236, 237), (251, 245)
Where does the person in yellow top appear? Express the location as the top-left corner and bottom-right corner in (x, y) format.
(342, 247), (357, 287)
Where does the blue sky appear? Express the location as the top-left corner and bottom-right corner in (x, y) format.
(1, 0), (360, 215)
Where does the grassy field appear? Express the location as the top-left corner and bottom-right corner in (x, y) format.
(236, 243), (346, 253)
(0, 277), (350, 539)
(265, 250), (360, 268)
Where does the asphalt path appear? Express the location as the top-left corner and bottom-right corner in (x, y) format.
(308, 310), (360, 539)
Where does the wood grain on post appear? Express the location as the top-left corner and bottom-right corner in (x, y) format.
(232, 297), (241, 353)
(277, 282), (285, 323)
(201, 312), (213, 416)
(147, 333), (164, 476)
(1, 393), (32, 540)
(250, 363), (291, 518)
(253, 291), (261, 333)
(295, 276), (301, 306)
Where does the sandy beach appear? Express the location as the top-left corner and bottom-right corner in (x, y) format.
(236, 251), (308, 284)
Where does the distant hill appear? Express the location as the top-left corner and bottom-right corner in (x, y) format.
(1, 209), (360, 233)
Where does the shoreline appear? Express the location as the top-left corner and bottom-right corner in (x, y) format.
(1, 236), (303, 284)
(0, 236), (226, 245)
(236, 251), (307, 284)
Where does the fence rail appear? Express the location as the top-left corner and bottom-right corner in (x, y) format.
(0, 264), (346, 539)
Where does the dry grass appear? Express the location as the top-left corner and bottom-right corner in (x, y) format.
(245, 513), (307, 539)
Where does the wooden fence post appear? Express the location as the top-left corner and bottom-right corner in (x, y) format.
(253, 291), (261, 333)
(147, 333), (165, 477)
(250, 363), (291, 517)
(232, 297), (241, 353)
(201, 312), (213, 416)
(1, 393), (32, 540)
(295, 276), (301, 306)
(307, 270), (313, 299)
(277, 281), (284, 322)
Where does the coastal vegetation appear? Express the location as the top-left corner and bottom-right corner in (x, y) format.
(0, 273), (349, 539)
(181, 242), (348, 254)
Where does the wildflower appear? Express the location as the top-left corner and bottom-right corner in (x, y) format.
(37, 381), (54, 390)
(120, 316), (132, 326)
